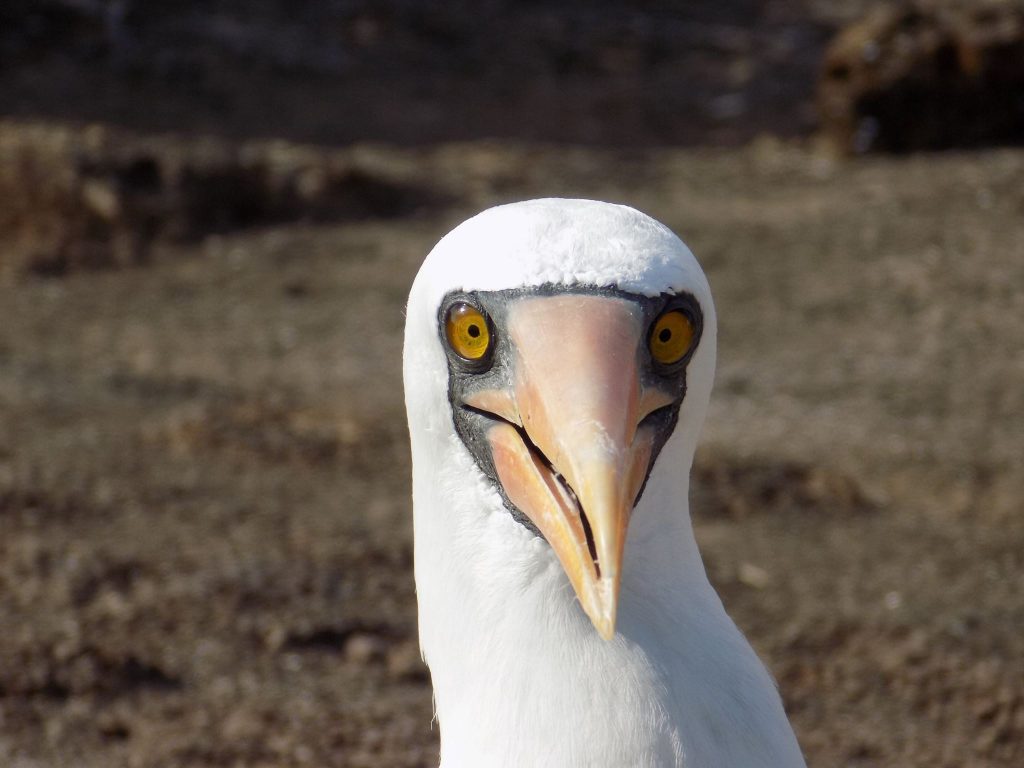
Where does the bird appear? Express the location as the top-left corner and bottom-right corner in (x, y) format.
(403, 199), (806, 767)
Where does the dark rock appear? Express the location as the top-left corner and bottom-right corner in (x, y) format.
(818, 3), (1024, 153)
(0, 121), (453, 280)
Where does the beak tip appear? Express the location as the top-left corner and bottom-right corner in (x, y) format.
(584, 582), (619, 641)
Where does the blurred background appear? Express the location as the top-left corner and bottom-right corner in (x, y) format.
(0, 1), (1022, 766)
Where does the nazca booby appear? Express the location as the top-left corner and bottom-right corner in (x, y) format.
(403, 199), (805, 767)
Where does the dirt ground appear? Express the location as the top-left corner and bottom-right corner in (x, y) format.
(2, 3), (1024, 768)
(2, 138), (1022, 768)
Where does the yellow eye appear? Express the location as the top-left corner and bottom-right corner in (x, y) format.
(649, 310), (695, 365)
(445, 303), (491, 361)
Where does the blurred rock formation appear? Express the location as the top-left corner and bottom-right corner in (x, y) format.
(819, 2), (1024, 153)
(0, 122), (446, 279)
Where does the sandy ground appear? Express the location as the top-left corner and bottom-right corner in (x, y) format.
(1, 137), (1022, 767)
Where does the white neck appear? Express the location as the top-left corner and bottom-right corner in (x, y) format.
(410, 426), (805, 767)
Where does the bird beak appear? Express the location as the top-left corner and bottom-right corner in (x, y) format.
(465, 295), (673, 640)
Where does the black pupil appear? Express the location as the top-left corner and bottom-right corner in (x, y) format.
(658, 328), (672, 343)
(467, 324), (480, 338)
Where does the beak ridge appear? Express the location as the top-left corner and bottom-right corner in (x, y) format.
(479, 294), (663, 639)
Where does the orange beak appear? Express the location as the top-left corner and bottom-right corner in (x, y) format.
(465, 295), (673, 639)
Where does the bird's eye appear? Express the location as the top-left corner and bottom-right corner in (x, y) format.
(649, 310), (695, 366)
(445, 302), (492, 361)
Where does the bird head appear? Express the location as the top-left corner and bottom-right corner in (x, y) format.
(404, 199), (716, 640)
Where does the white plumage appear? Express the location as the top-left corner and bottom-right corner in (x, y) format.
(403, 199), (805, 767)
